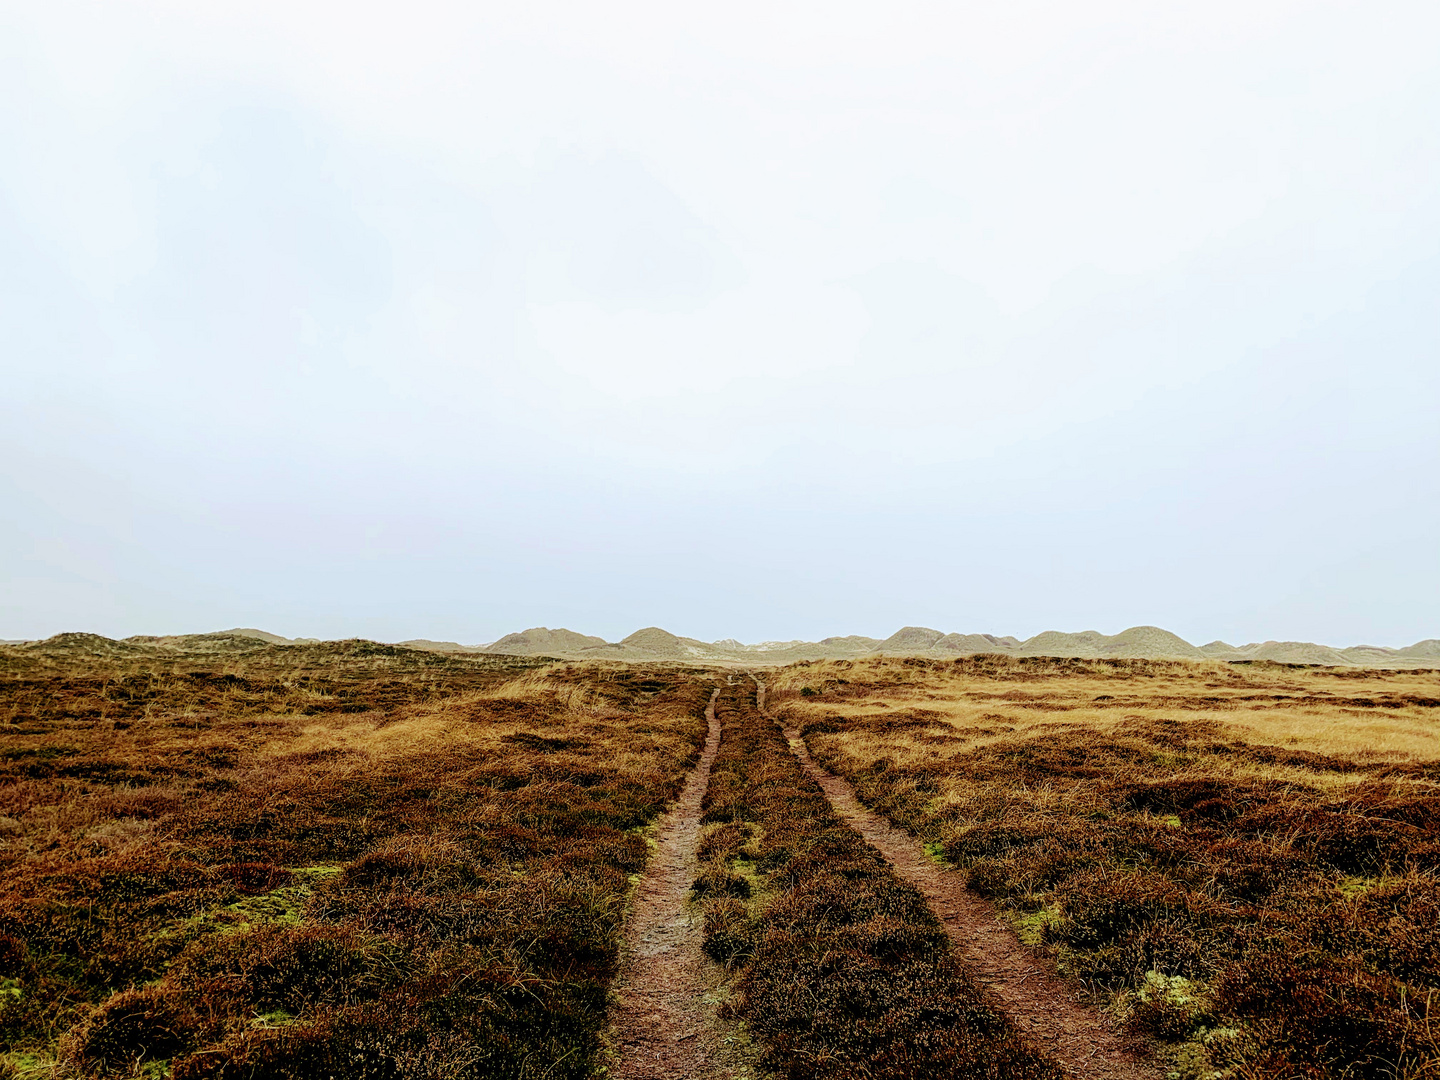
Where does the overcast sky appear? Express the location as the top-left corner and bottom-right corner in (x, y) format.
(3, 1), (1437, 647)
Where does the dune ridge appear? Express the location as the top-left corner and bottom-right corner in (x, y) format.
(4, 625), (1435, 668)
(467, 624), (1440, 667)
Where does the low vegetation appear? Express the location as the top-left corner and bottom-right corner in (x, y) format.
(692, 682), (1059, 1079)
(0, 640), (712, 1079)
(11, 636), (1435, 1080)
(768, 655), (1440, 1080)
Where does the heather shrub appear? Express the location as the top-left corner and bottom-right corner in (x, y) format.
(776, 655), (1440, 1079)
(0, 651), (713, 1078)
(62, 986), (199, 1077)
(694, 685), (1060, 1080)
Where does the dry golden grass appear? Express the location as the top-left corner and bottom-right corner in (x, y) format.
(255, 665), (633, 761)
(770, 656), (1440, 780)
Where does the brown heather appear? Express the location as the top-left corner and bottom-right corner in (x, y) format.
(692, 682), (1060, 1079)
(767, 655), (1440, 1080)
(8, 639), (1438, 1080)
(0, 641), (713, 1079)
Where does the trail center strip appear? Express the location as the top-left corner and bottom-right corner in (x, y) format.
(608, 686), (744, 1080)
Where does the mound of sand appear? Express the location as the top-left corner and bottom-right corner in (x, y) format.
(1017, 630), (1111, 658)
(878, 627), (945, 652)
(1338, 645), (1405, 665)
(935, 633), (1020, 653)
(820, 635), (883, 651)
(159, 634), (273, 653)
(485, 627), (610, 656)
(214, 627), (292, 644)
(619, 627), (690, 657)
(1232, 641), (1354, 666)
(1101, 626), (1208, 660)
(1399, 639), (1440, 659)
(397, 639), (482, 653)
(24, 632), (149, 656)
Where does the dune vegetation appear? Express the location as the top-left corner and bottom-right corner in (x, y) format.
(0, 642), (712, 1079)
(691, 682), (1059, 1079)
(767, 655), (1440, 1079)
(4, 637), (1437, 1080)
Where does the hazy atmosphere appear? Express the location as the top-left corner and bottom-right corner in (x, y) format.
(4, 0), (1438, 647)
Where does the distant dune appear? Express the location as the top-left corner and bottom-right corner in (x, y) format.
(460, 624), (1438, 668)
(396, 638), (491, 653)
(4, 626), (1435, 668)
(488, 627), (607, 654)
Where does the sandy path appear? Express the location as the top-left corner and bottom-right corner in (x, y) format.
(608, 687), (745, 1080)
(754, 678), (1162, 1080)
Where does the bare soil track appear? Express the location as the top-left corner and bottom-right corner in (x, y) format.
(754, 677), (1163, 1080)
(608, 687), (744, 1080)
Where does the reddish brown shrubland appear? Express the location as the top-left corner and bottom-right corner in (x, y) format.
(692, 683), (1060, 1079)
(769, 656), (1440, 1080)
(0, 642), (712, 1079)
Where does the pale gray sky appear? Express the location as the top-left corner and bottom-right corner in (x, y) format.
(3, 1), (1437, 646)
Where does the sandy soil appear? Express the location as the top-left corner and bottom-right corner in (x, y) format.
(755, 677), (1164, 1080)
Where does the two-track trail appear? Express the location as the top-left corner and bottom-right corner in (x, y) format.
(753, 677), (1162, 1080)
(607, 686), (745, 1080)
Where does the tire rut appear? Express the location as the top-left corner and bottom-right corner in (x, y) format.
(753, 677), (1163, 1080)
(608, 687), (746, 1080)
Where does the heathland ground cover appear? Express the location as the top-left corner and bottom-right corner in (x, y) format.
(691, 682), (1060, 1079)
(767, 656), (1440, 1079)
(8, 637), (1437, 1080)
(0, 640), (712, 1079)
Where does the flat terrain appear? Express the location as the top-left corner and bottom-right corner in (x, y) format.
(0, 641), (712, 1078)
(767, 655), (1440, 1079)
(3, 642), (1437, 1079)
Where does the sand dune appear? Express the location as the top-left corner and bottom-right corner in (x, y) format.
(471, 623), (1435, 667)
(5, 625), (1435, 668)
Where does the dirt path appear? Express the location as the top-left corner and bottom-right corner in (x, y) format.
(608, 687), (747, 1080)
(754, 678), (1162, 1080)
